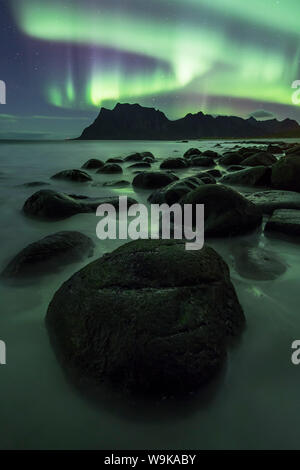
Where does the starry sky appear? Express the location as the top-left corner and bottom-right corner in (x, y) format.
(1, 0), (300, 139)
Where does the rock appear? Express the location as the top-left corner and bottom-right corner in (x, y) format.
(220, 166), (271, 187)
(124, 152), (155, 162)
(265, 209), (300, 236)
(23, 190), (137, 220)
(133, 172), (178, 190)
(160, 158), (188, 169)
(206, 169), (222, 178)
(97, 163), (123, 174)
(226, 165), (245, 172)
(218, 152), (245, 166)
(46, 239), (245, 397)
(148, 176), (205, 204)
(82, 159), (104, 169)
(267, 144), (283, 154)
(244, 190), (300, 214)
(285, 145), (300, 155)
(201, 150), (220, 159)
(51, 169), (92, 182)
(102, 180), (130, 188)
(190, 157), (214, 167)
(1, 231), (94, 279)
(183, 148), (202, 158)
(231, 242), (286, 280)
(106, 158), (123, 163)
(241, 151), (277, 167)
(128, 162), (152, 169)
(180, 184), (262, 236)
(140, 152), (155, 161)
(271, 155), (300, 192)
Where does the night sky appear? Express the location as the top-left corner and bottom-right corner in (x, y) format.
(1, 0), (300, 139)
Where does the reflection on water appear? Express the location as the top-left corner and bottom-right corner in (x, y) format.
(0, 139), (300, 450)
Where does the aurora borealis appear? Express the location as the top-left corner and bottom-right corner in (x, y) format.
(1, 0), (300, 138)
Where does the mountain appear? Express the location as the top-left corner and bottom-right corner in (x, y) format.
(77, 103), (300, 140)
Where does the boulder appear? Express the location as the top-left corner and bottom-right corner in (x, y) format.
(128, 162), (152, 169)
(241, 151), (277, 167)
(51, 169), (92, 182)
(82, 159), (104, 169)
(183, 148), (202, 158)
(102, 180), (130, 188)
(267, 144), (283, 154)
(180, 184), (262, 236)
(220, 166), (271, 187)
(271, 155), (300, 192)
(265, 209), (300, 236)
(206, 169), (222, 178)
(106, 158), (124, 163)
(218, 152), (245, 166)
(97, 164), (123, 174)
(148, 176), (205, 204)
(1, 231), (94, 279)
(201, 150), (220, 159)
(133, 172), (178, 190)
(160, 158), (188, 169)
(46, 239), (245, 397)
(244, 190), (300, 214)
(190, 157), (214, 167)
(22, 190), (137, 220)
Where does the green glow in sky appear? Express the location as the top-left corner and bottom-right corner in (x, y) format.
(12, 0), (300, 116)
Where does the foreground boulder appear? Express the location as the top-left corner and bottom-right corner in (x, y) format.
(244, 190), (300, 214)
(271, 155), (300, 192)
(220, 166), (271, 187)
(241, 151), (276, 167)
(51, 169), (92, 182)
(46, 239), (245, 397)
(82, 159), (104, 169)
(160, 158), (188, 169)
(1, 231), (94, 279)
(180, 184), (262, 236)
(23, 190), (137, 220)
(265, 209), (300, 236)
(133, 171), (178, 190)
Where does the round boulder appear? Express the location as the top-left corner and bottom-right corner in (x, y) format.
(133, 171), (178, 190)
(51, 169), (92, 182)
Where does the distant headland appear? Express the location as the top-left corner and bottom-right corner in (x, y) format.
(76, 103), (300, 140)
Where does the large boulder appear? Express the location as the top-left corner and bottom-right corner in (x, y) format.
(23, 190), (137, 220)
(183, 148), (202, 158)
(160, 158), (188, 169)
(46, 239), (245, 397)
(220, 166), (271, 187)
(271, 155), (300, 192)
(218, 152), (245, 166)
(1, 231), (94, 279)
(51, 169), (92, 182)
(190, 157), (214, 167)
(148, 176), (205, 204)
(201, 150), (220, 159)
(244, 190), (300, 214)
(124, 152), (155, 162)
(82, 159), (104, 169)
(265, 209), (300, 236)
(180, 184), (262, 236)
(133, 172), (178, 190)
(241, 151), (277, 167)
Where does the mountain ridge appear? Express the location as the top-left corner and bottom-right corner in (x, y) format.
(77, 103), (300, 140)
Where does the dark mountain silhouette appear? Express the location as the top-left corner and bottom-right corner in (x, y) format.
(77, 103), (300, 140)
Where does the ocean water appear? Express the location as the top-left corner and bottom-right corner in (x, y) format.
(0, 139), (300, 450)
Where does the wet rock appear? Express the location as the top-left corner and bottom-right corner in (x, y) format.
(241, 151), (277, 167)
(160, 158), (188, 169)
(128, 162), (152, 169)
(1, 231), (94, 279)
(267, 144), (283, 154)
(22, 190), (137, 220)
(125, 152), (155, 162)
(231, 242), (286, 280)
(97, 163), (123, 174)
(244, 190), (300, 214)
(218, 152), (245, 166)
(46, 239), (245, 397)
(201, 150), (220, 159)
(226, 165), (245, 172)
(133, 171), (178, 190)
(102, 180), (130, 188)
(148, 175), (205, 204)
(82, 159), (104, 169)
(51, 169), (92, 182)
(265, 209), (300, 236)
(190, 157), (214, 167)
(183, 148), (202, 158)
(271, 155), (300, 192)
(106, 157), (124, 163)
(180, 184), (262, 236)
(206, 169), (222, 178)
(220, 166), (271, 187)
(20, 181), (50, 187)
